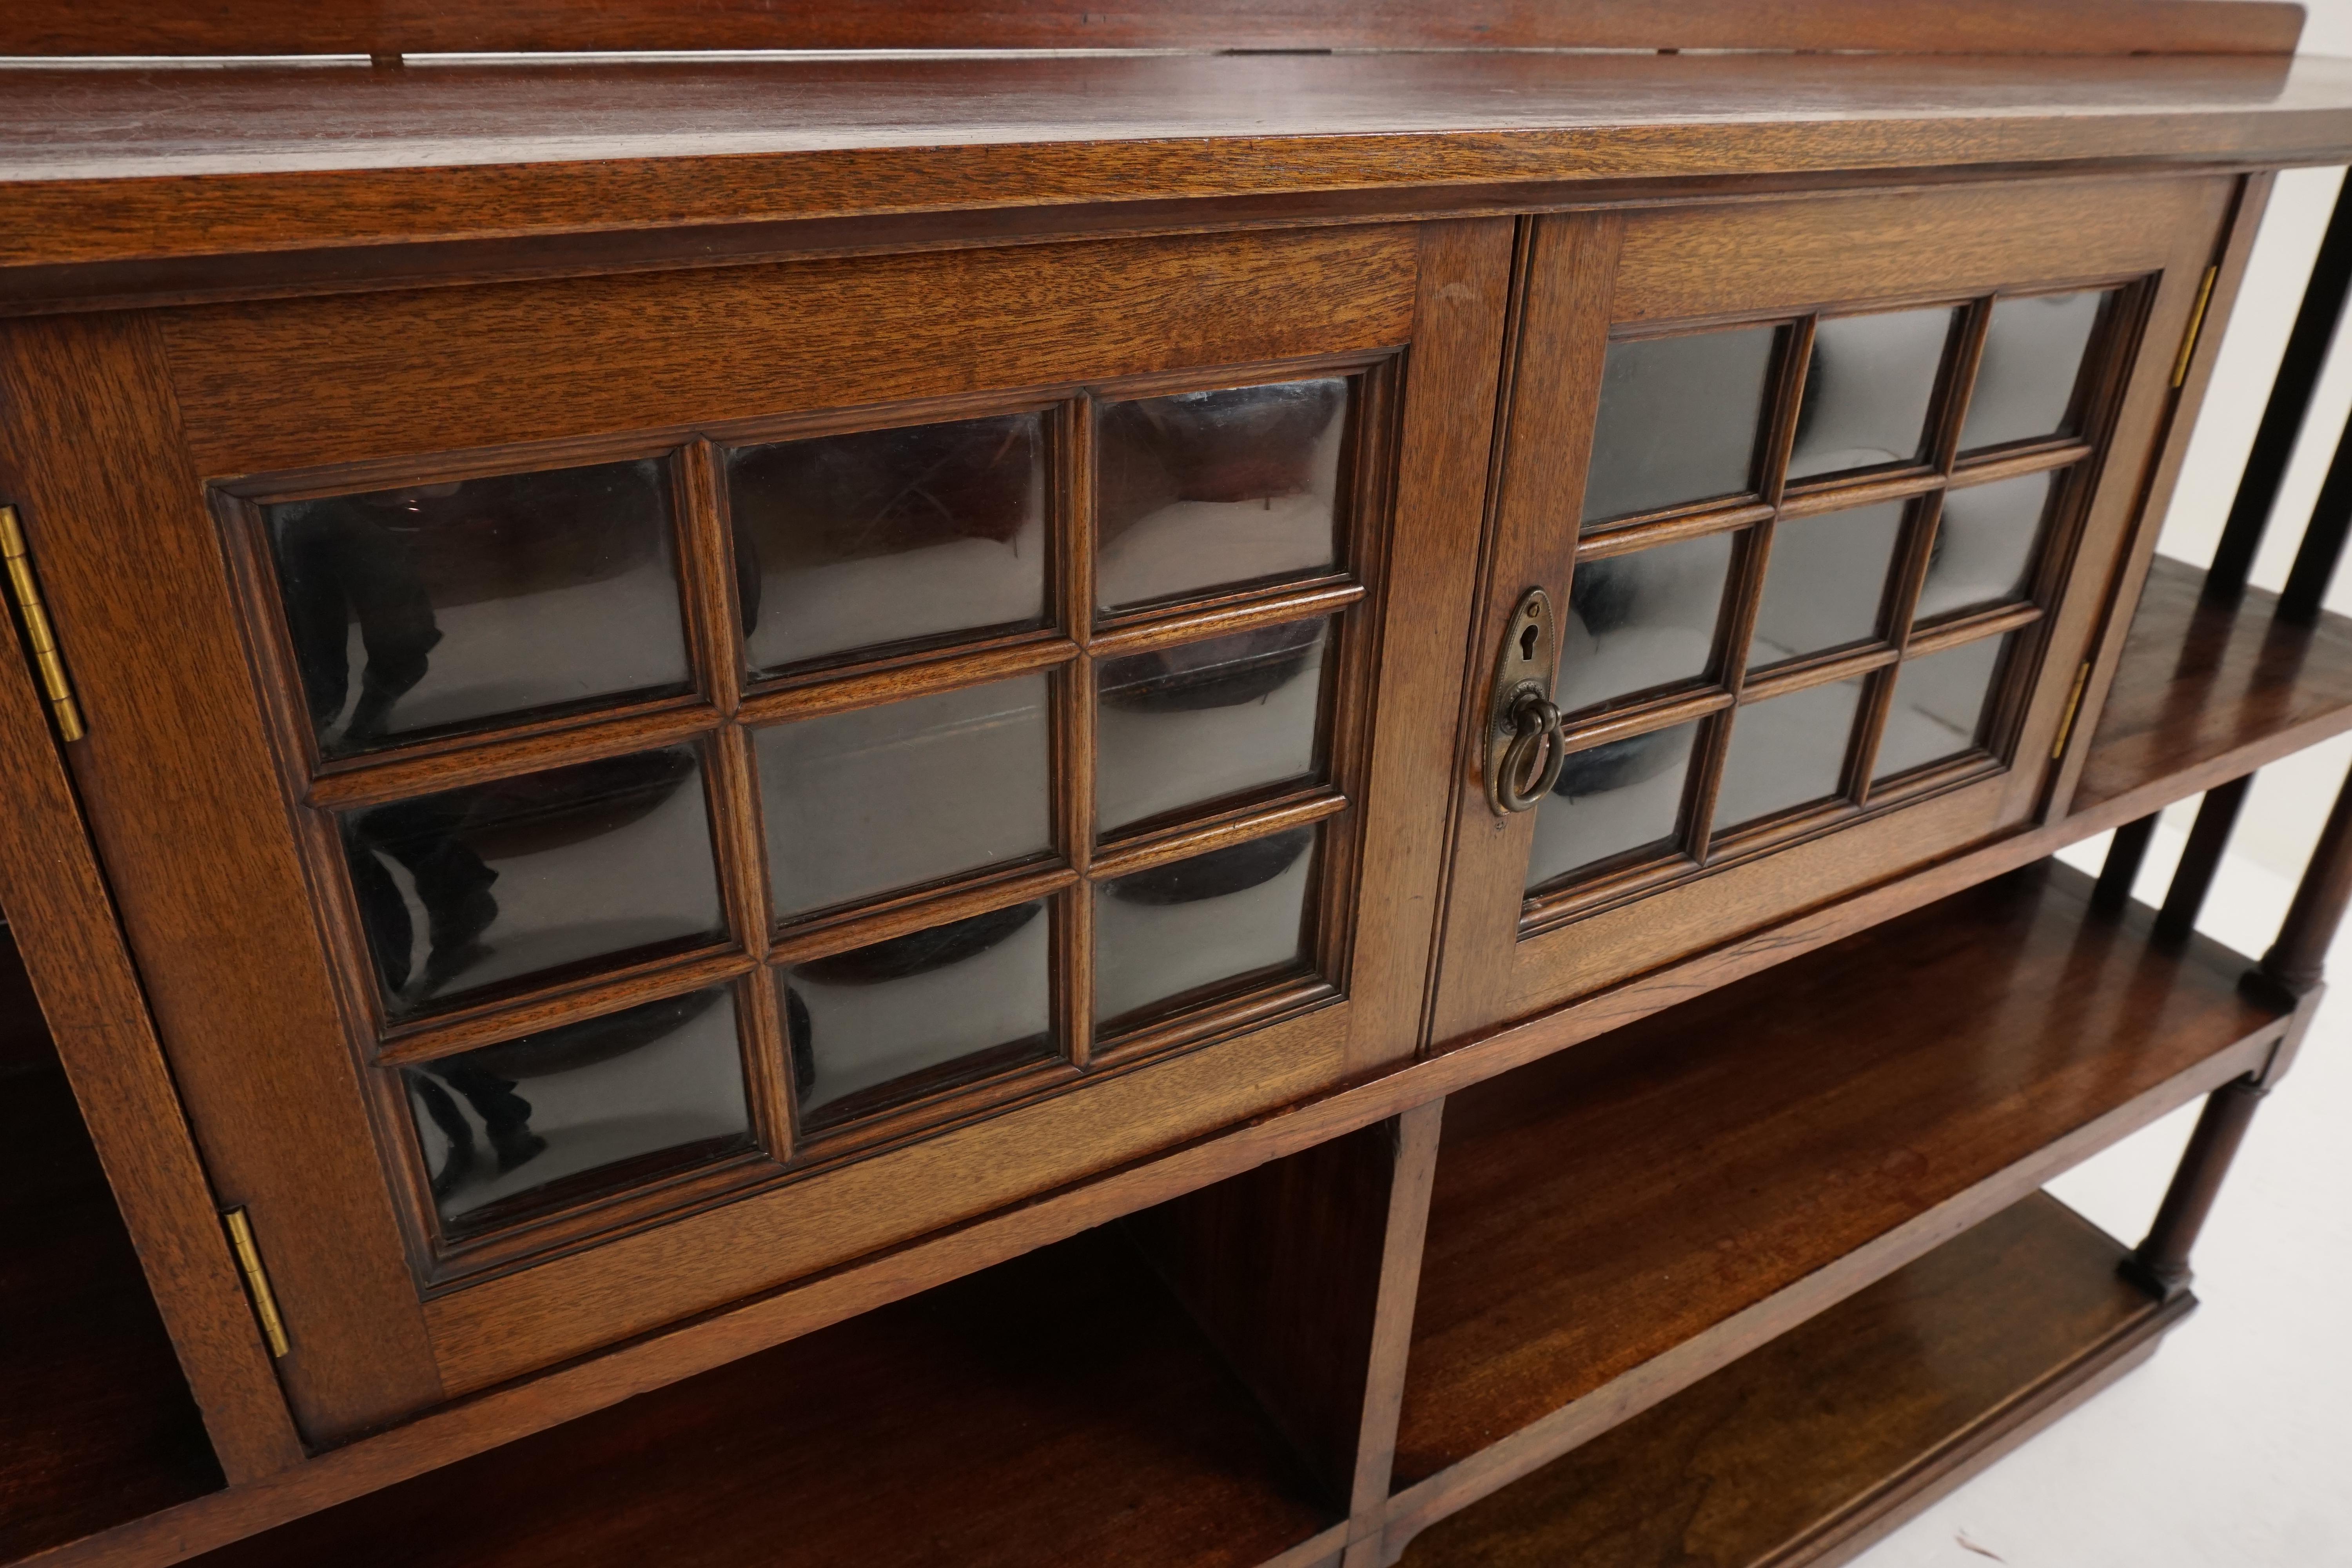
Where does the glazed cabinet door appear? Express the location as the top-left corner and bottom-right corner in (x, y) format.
(0, 220), (1512, 1442)
(1430, 176), (2239, 1044)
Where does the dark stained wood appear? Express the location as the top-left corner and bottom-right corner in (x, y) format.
(1389, 861), (2281, 1525)
(2153, 772), (2250, 942)
(2076, 554), (2352, 815)
(1394, 1194), (2185, 1568)
(0, 53), (2346, 298)
(0, 927), (224, 1562)
(2258, 753), (2352, 993)
(183, 1228), (1335, 1568)
(2093, 811), (2158, 911)
(2125, 1075), (2268, 1298)
(0, 0), (2303, 58)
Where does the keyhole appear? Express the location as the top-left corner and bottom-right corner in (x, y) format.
(1520, 623), (1540, 662)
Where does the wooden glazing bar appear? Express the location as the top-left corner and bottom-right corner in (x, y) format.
(766, 862), (1081, 966)
(1572, 501), (1772, 561)
(1738, 643), (1900, 703)
(1776, 468), (1944, 519)
(1088, 581), (1365, 659)
(1555, 686), (1734, 751)
(2153, 772), (2251, 944)
(306, 701), (723, 808)
(2208, 172), (2352, 603)
(2093, 812), (2159, 913)
(2123, 1074), (2267, 1298)
(1928, 298), (1997, 476)
(2257, 755), (2352, 994)
(1905, 599), (2045, 655)
(733, 634), (1078, 726)
(376, 947), (758, 1066)
(1091, 790), (1350, 881)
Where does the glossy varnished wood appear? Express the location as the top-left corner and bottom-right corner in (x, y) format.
(1396, 1194), (2185, 1568)
(1387, 861), (2281, 1545)
(185, 1228), (1336, 1568)
(2076, 553), (2352, 814)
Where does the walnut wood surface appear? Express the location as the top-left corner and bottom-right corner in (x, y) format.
(2078, 553), (2352, 812)
(1396, 1194), (2183, 1568)
(185, 1229), (1336, 1568)
(0, 933), (223, 1561)
(0, 0), (2303, 58)
(3, 53), (2350, 296)
(1393, 862), (2277, 1492)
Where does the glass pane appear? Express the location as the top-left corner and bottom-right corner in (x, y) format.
(1097, 379), (1349, 611)
(1787, 308), (1959, 480)
(343, 746), (725, 1018)
(1526, 719), (1699, 891)
(1583, 325), (1780, 523)
(784, 900), (1053, 1129)
(1877, 635), (2012, 780)
(757, 675), (1052, 919)
(1959, 291), (2112, 452)
(1749, 501), (1906, 669)
(405, 985), (750, 1230)
(1557, 531), (1734, 715)
(728, 413), (1047, 677)
(1917, 471), (2057, 621)
(1095, 827), (1317, 1029)
(1096, 618), (1329, 833)
(1714, 677), (1866, 831)
(267, 459), (689, 759)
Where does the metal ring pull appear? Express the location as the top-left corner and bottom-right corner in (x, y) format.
(1492, 690), (1566, 814)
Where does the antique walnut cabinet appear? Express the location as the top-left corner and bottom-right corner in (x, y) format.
(5, 4), (2352, 1565)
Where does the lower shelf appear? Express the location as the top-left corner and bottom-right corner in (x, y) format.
(1398, 1192), (2188, 1568)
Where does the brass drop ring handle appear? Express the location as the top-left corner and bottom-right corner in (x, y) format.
(1492, 690), (1566, 814)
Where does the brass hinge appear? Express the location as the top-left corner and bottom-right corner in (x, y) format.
(222, 1207), (292, 1359)
(2052, 661), (2092, 762)
(0, 504), (86, 742)
(2172, 265), (2220, 390)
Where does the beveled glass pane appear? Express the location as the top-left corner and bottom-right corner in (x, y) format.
(1583, 325), (1780, 523)
(267, 459), (689, 759)
(1917, 471), (2058, 621)
(728, 413), (1048, 676)
(1787, 308), (1959, 480)
(1096, 618), (1329, 833)
(1526, 719), (1699, 891)
(342, 746), (725, 1018)
(1714, 677), (1866, 831)
(1877, 635), (2012, 780)
(1097, 379), (1349, 611)
(1557, 531), (1734, 715)
(1959, 291), (2113, 452)
(757, 675), (1052, 919)
(1749, 501), (1906, 669)
(784, 900), (1053, 1128)
(1095, 827), (1317, 1029)
(405, 985), (750, 1230)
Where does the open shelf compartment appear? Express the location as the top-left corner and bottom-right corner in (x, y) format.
(1387, 858), (2285, 1546)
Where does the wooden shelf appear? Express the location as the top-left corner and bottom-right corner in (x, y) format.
(1387, 860), (2283, 1536)
(189, 1227), (1338, 1568)
(2076, 554), (2352, 817)
(1397, 1192), (2188, 1568)
(0, 922), (220, 1564)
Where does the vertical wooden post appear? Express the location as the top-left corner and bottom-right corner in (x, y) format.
(2253, 757), (2352, 998)
(2153, 775), (2250, 943)
(2093, 812), (2159, 913)
(2124, 1076), (2266, 1299)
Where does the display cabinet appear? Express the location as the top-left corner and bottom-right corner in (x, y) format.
(4, 5), (2351, 1566)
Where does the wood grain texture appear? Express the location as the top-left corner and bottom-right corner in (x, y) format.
(185, 1229), (1335, 1568)
(1395, 1195), (2183, 1568)
(4, 53), (2350, 287)
(0, 936), (223, 1560)
(0, 0), (2304, 58)
(0, 312), (446, 1444)
(1391, 862), (2278, 1501)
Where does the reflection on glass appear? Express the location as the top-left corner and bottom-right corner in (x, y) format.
(1096, 618), (1328, 833)
(405, 986), (750, 1230)
(342, 746), (724, 1017)
(1918, 472), (2056, 621)
(1526, 719), (1698, 891)
(1556, 532), (1734, 715)
(1959, 291), (2112, 451)
(267, 459), (690, 759)
(1584, 325), (1780, 523)
(1750, 502), (1905, 668)
(728, 413), (1047, 676)
(757, 675), (1051, 918)
(1095, 827), (1316, 1027)
(1788, 308), (1959, 479)
(1714, 677), (1866, 831)
(784, 901), (1053, 1128)
(1097, 379), (1349, 610)
(1877, 635), (2011, 780)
